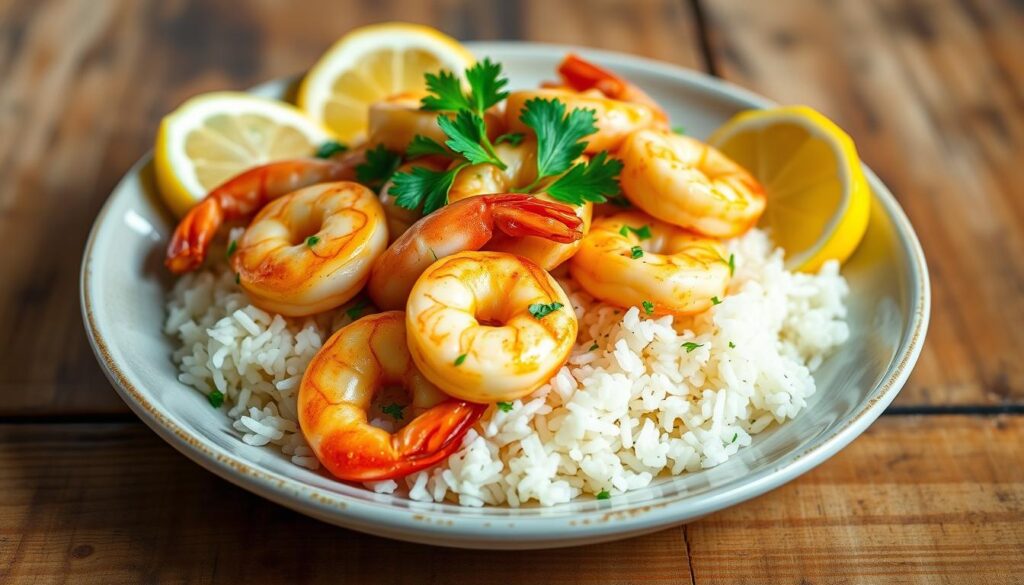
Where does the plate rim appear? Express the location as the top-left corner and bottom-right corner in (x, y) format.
(79, 41), (931, 549)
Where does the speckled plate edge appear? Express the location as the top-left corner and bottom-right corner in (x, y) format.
(81, 42), (930, 550)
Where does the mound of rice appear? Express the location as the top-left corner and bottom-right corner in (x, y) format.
(164, 229), (849, 507)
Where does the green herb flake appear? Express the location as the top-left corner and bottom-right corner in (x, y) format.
(619, 224), (652, 240)
(345, 299), (369, 321)
(672, 125), (686, 135)
(454, 353), (467, 366)
(682, 342), (703, 353)
(355, 144), (402, 191)
(226, 239), (237, 258)
(306, 235), (320, 248)
(589, 343), (599, 351)
(728, 253), (736, 276)
(381, 403), (405, 420)
(496, 401), (514, 413)
(528, 302), (564, 319)
(596, 489), (611, 500)
(207, 389), (225, 408)
(315, 140), (347, 159)
(728, 341), (736, 349)
(711, 296), (722, 306)
(542, 150), (623, 205)
(630, 245), (644, 259)
(641, 300), (655, 315)
(730, 432), (738, 443)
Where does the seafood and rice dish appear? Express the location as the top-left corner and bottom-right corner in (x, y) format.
(159, 26), (860, 507)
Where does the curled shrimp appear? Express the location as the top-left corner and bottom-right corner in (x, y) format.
(165, 151), (364, 273)
(406, 251), (578, 403)
(299, 311), (486, 481)
(619, 129), (766, 238)
(366, 194), (583, 311)
(569, 211), (730, 315)
(231, 182), (388, 316)
(447, 141), (592, 270)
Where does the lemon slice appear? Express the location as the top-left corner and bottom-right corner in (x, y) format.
(709, 105), (870, 272)
(298, 22), (474, 143)
(155, 92), (333, 217)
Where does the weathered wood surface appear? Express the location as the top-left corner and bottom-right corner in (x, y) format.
(700, 0), (1024, 407)
(1, 416), (1020, 584)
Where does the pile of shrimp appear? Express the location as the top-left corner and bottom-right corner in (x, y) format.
(165, 54), (766, 483)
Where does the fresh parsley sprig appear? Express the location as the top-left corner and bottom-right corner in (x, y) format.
(356, 145), (402, 192)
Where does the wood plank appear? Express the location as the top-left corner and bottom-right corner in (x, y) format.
(698, 0), (1024, 407)
(0, 416), (1020, 583)
(0, 0), (702, 416)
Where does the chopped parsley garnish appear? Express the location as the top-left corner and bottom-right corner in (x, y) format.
(596, 489), (611, 500)
(630, 246), (644, 259)
(207, 389), (224, 408)
(589, 343), (599, 351)
(728, 341), (736, 349)
(496, 401), (514, 413)
(355, 144), (402, 191)
(420, 58), (508, 114)
(392, 162), (469, 215)
(728, 253), (736, 276)
(315, 140), (347, 159)
(437, 109), (505, 168)
(406, 135), (449, 158)
(494, 132), (524, 146)
(672, 125), (686, 135)
(641, 300), (655, 315)
(528, 302), (564, 319)
(381, 403), (405, 420)
(345, 299), (368, 321)
(306, 235), (320, 248)
(730, 432), (738, 443)
(226, 239), (237, 258)
(520, 97), (594, 182)
(619, 224), (652, 240)
(682, 342), (703, 353)
(541, 150), (623, 205)
(454, 353), (467, 366)
(711, 296), (722, 306)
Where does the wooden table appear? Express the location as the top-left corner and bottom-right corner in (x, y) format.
(1, 0), (1021, 582)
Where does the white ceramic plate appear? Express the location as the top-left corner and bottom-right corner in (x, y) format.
(81, 42), (929, 550)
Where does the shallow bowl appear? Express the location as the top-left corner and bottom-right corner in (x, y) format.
(81, 42), (929, 549)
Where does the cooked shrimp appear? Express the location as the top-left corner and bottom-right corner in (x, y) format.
(447, 141), (592, 269)
(299, 311), (486, 482)
(619, 129), (766, 238)
(231, 181), (388, 316)
(406, 251), (577, 403)
(165, 151), (364, 273)
(569, 211), (730, 315)
(367, 90), (507, 153)
(366, 194), (583, 310)
(556, 53), (668, 123)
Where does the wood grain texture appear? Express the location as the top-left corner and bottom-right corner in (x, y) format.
(1, 416), (1020, 584)
(0, 0), (701, 416)
(699, 0), (1024, 407)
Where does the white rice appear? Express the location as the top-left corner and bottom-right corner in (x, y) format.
(165, 228), (849, 506)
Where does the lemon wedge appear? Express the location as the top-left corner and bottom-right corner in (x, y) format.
(709, 106), (870, 272)
(155, 92), (333, 217)
(297, 22), (474, 143)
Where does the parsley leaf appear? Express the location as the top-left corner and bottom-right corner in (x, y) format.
(420, 69), (471, 112)
(355, 145), (401, 191)
(494, 132), (524, 146)
(389, 163), (468, 215)
(226, 239), (237, 258)
(528, 302), (564, 319)
(315, 140), (347, 158)
(496, 401), (514, 413)
(519, 97), (596, 181)
(381, 403), (405, 420)
(619, 224), (652, 240)
(630, 246), (644, 259)
(207, 390), (224, 408)
(345, 299), (368, 321)
(437, 110), (505, 167)
(682, 342), (703, 353)
(711, 296), (722, 306)
(642, 300), (655, 315)
(454, 353), (467, 366)
(728, 341), (736, 349)
(464, 57), (509, 113)
(543, 151), (623, 205)
(306, 235), (320, 248)
(596, 489), (611, 500)
(406, 135), (449, 158)
(727, 253), (736, 276)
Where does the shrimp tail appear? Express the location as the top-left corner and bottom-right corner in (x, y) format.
(488, 194), (584, 244)
(165, 198), (224, 274)
(392, 401), (487, 464)
(557, 53), (668, 123)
